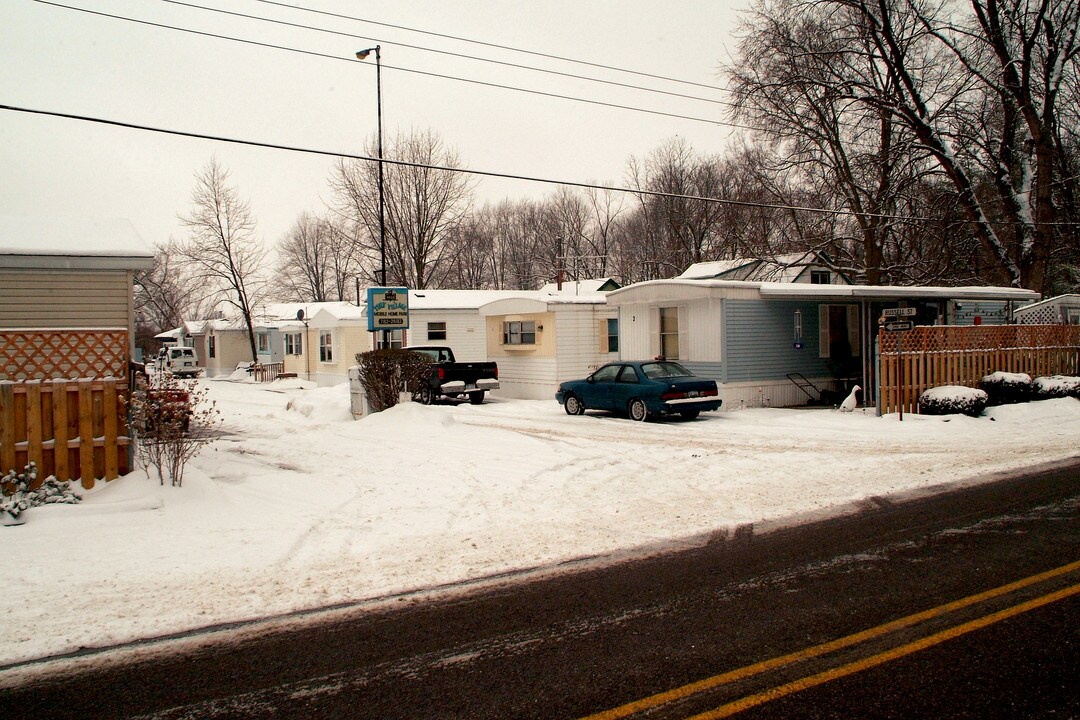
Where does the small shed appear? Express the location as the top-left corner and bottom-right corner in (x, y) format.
(1015, 294), (1080, 325)
(0, 215), (154, 380)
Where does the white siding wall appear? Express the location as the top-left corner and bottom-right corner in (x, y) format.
(554, 306), (618, 382)
(686, 298), (723, 361)
(408, 310), (487, 360)
(618, 303), (652, 360)
(497, 356), (558, 400)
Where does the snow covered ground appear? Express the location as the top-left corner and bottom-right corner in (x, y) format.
(2, 378), (1079, 669)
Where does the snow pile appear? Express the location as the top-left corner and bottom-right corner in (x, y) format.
(1, 381), (1079, 668)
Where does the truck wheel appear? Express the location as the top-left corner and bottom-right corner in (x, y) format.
(468, 391), (485, 405)
(628, 398), (649, 422)
(419, 386), (435, 405)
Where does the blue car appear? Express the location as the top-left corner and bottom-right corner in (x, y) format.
(556, 361), (722, 421)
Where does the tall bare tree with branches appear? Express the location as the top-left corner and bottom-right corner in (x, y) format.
(177, 157), (269, 362)
(331, 129), (474, 289)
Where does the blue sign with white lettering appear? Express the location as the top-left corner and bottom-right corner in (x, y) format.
(366, 287), (410, 332)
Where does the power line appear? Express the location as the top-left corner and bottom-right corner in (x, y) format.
(249, 0), (729, 94)
(34, 0), (737, 129)
(0, 103), (939, 222)
(157, 0), (732, 109)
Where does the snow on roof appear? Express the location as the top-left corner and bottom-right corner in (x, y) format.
(1015, 294), (1080, 313)
(537, 278), (618, 294)
(678, 253), (816, 281)
(608, 278), (1040, 302)
(0, 215), (154, 263)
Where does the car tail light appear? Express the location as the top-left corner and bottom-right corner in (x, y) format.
(438, 368), (445, 380)
(494, 366), (499, 379)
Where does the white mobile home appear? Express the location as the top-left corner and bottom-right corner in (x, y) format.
(607, 279), (1038, 409)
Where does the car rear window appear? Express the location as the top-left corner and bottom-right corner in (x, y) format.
(641, 362), (692, 379)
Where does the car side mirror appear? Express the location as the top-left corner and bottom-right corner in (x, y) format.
(587, 376), (596, 384)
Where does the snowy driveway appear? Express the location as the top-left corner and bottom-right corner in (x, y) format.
(2, 378), (1078, 669)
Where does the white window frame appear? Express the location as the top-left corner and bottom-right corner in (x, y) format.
(284, 333), (303, 356)
(503, 320), (536, 345)
(319, 331), (334, 363)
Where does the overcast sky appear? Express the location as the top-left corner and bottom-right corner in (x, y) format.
(2, 0), (749, 251)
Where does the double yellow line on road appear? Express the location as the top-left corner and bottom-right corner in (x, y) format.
(582, 559), (1080, 720)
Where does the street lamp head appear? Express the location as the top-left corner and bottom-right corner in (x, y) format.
(355, 46), (380, 61)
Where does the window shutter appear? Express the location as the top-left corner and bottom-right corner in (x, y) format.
(648, 307), (660, 359)
(847, 306), (860, 357)
(819, 305), (830, 358)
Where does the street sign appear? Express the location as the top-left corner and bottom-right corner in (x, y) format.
(882, 307), (917, 317)
(884, 321), (914, 332)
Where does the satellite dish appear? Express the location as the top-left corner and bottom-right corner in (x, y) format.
(296, 309), (305, 321)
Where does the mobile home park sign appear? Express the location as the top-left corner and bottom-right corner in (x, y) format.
(366, 287), (410, 331)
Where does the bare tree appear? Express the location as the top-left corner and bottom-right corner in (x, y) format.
(134, 240), (206, 354)
(829, 0), (1080, 291)
(273, 213), (363, 302)
(331, 129), (474, 289)
(177, 158), (269, 362)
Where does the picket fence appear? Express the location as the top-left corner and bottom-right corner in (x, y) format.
(0, 377), (130, 489)
(878, 325), (1080, 415)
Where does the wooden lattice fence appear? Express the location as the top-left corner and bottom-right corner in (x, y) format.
(878, 325), (1080, 415)
(0, 330), (129, 382)
(0, 378), (130, 488)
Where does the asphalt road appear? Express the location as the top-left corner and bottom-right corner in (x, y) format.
(2, 459), (1078, 719)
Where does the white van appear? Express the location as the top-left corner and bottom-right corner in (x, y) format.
(157, 346), (200, 378)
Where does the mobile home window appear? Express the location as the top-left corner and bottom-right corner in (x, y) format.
(208, 335), (216, 359)
(319, 331), (333, 362)
(810, 270), (831, 284)
(257, 333), (270, 353)
(377, 329), (404, 350)
(659, 307), (679, 359)
(606, 318), (619, 353)
(427, 321), (447, 341)
(503, 320), (536, 345)
(285, 333), (302, 355)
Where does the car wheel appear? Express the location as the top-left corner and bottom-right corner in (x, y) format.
(564, 394), (585, 416)
(469, 391), (485, 405)
(419, 386), (435, 405)
(628, 398), (649, 422)
(679, 410), (700, 420)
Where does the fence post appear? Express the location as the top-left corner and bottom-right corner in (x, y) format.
(26, 380), (43, 487)
(103, 378), (119, 481)
(52, 379), (70, 482)
(78, 378), (95, 489)
(0, 381), (14, 474)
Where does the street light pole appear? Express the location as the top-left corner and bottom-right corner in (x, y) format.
(356, 45), (389, 350)
(355, 45), (386, 288)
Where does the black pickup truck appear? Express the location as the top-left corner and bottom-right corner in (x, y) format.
(406, 345), (499, 405)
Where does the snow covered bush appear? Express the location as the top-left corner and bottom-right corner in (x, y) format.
(130, 373), (220, 487)
(918, 386), (988, 417)
(0, 462), (80, 522)
(1033, 375), (1080, 399)
(978, 371), (1034, 406)
(354, 349), (432, 412)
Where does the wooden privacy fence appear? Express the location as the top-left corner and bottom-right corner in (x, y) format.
(0, 378), (130, 489)
(878, 325), (1080, 415)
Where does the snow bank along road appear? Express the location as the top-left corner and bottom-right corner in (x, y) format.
(1, 379), (1078, 669)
